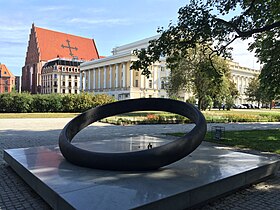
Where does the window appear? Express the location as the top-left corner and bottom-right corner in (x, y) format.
(69, 89), (71, 94)
(69, 75), (71, 79)
(149, 80), (152, 88)
(135, 80), (138, 87)
(75, 90), (77, 94)
(54, 89), (57, 93)
(75, 82), (77, 87)
(54, 81), (57, 87)
(54, 74), (57, 79)
(62, 81), (65, 86)
(69, 82), (71, 87)
(161, 66), (165, 72)
(75, 75), (77, 79)
(161, 81), (165, 89)
(62, 89), (65, 93)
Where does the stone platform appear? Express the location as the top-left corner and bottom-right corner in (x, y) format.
(4, 136), (279, 210)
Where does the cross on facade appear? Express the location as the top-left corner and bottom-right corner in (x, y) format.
(61, 39), (78, 57)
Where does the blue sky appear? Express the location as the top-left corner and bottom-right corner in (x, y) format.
(1, 0), (260, 76)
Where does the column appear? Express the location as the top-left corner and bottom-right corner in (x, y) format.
(93, 69), (96, 89)
(79, 72), (82, 91)
(130, 68), (133, 88)
(140, 74), (145, 89)
(83, 71), (86, 91)
(153, 66), (157, 90)
(122, 63), (126, 88)
(110, 65), (112, 89)
(158, 66), (161, 89)
(98, 68), (101, 89)
(88, 70), (91, 90)
(115, 64), (119, 88)
(104, 66), (107, 89)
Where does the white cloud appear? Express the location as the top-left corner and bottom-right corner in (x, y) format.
(69, 18), (131, 26)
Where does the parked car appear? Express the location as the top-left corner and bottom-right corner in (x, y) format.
(233, 104), (247, 109)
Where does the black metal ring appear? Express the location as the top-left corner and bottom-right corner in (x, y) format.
(59, 98), (207, 171)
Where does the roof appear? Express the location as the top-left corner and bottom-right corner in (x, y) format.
(34, 26), (100, 61)
(0, 64), (14, 78)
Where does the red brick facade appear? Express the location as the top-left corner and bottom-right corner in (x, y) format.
(22, 24), (100, 93)
(0, 64), (15, 93)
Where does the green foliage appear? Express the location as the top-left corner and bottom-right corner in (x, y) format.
(186, 96), (196, 104)
(0, 92), (115, 113)
(245, 74), (262, 107)
(0, 93), (14, 112)
(0, 92), (33, 113)
(12, 92), (33, 113)
(131, 0), (280, 99)
(61, 94), (77, 112)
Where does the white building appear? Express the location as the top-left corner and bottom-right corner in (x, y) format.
(41, 58), (83, 94)
(80, 36), (259, 103)
(229, 60), (260, 104)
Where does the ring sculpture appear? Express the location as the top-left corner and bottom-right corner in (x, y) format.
(59, 98), (207, 171)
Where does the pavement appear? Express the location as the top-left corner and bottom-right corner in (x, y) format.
(0, 119), (279, 210)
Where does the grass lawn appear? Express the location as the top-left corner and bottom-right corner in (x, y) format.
(169, 129), (280, 155)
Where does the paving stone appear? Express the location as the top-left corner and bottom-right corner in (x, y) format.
(0, 119), (280, 210)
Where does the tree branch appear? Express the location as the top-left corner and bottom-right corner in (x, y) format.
(216, 17), (280, 38)
(236, 0), (256, 25)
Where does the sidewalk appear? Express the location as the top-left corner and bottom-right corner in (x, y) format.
(0, 119), (279, 209)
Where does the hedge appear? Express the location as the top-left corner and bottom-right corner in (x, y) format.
(0, 92), (115, 113)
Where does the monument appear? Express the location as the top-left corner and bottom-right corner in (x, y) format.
(4, 98), (280, 209)
(59, 98), (207, 171)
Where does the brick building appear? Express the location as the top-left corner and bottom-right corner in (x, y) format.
(22, 24), (100, 93)
(0, 64), (15, 93)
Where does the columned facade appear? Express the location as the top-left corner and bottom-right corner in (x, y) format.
(228, 60), (260, 104)
(80, 51), (174, 100)
(80, 37), (259, 103)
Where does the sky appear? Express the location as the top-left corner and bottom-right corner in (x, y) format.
(0, 0), (260, 76)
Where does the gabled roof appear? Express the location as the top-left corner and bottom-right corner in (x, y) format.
(0, 64), (14, 78)
(34, 25), (100, 61)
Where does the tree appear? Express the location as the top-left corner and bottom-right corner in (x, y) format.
(131, 0), (280, 93)
(165, 46), (237, 110)
(245, 74), (262, 108)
